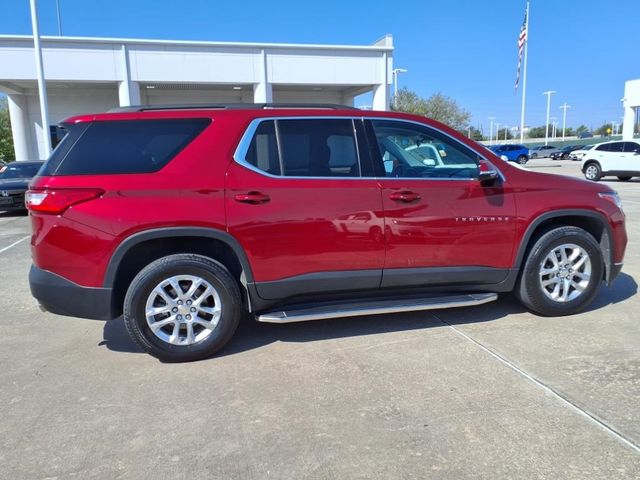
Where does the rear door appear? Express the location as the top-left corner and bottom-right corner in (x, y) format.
(621, 142), (640, 173)
(600, 142), (625, 171)
(225, 117), (385, 300)
(366, 119), (517, 289)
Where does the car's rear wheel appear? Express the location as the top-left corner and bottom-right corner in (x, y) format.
(530, 153), (538, 159)
(584, 162), (602, 181)
(516, 226), (603, 316)
(517, 155), (528, 165)
(618, 176), (632, 181)
(123, 254), (242, 362)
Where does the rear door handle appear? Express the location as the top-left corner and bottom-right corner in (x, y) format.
(389, 191), (421, 202)
(234, 192), (271, 204)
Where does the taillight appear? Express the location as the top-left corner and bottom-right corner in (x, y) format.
(25, 188), (104, 214)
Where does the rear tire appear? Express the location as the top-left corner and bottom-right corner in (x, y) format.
(517, 155), (528, 165)
(584, 162), (602, 181)
(516, 227), (603, 316)
(123, 254), (242, 362)
(618, 176), (632, 181)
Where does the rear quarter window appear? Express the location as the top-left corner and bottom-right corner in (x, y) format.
(41, 118), (210, 176)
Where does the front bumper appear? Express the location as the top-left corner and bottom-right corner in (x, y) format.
(29, 265), (115, 320)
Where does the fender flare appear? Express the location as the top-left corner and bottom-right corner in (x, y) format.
(513, 209), (613, 282)
(103, 227), (255, 288)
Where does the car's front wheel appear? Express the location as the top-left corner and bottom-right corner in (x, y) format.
(584, 162), (602, 181)
(123, 254), (242, 362)
(517, 155), (528, 165)
(516, 226), (603, 316)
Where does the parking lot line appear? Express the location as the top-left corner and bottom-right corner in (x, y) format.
(0, 235), (30, 255)
(434, 313), (640, 455)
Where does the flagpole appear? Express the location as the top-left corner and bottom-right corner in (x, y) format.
(519, 1), (529, 143)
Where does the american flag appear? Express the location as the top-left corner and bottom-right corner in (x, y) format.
(515, 9), (528, 90)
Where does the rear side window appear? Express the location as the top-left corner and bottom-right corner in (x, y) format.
(623, 142), (640, 153)
(242, 119), (360, 177)
(41, 119), (210, 176)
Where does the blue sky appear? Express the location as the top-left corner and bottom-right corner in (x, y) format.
(3, 0), (638, 133)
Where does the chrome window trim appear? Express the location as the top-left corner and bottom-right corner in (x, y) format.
(232, 115), (506, 182)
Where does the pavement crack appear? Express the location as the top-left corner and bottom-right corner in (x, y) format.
(433, 313), (640, 456)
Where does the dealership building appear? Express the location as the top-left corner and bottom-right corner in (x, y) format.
(623, 79), (640, 140)
(0, 34), (393, 161)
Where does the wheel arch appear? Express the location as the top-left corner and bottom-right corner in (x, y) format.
(104, 227), (256, 317)
(514, 210), (614, 284)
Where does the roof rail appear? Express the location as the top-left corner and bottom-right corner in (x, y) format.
(108, 103), (360, 113)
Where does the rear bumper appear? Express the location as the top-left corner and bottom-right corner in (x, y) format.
(29, 265), (114, 320)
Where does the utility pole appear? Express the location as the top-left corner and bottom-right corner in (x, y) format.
(56, 0), (63, 36)
(495, 123), (501, 144)
(543, 90), (556, 146)
(560, 103), (570, 141)
(30, 0), (51, 157)
(488, 117), (495, 145)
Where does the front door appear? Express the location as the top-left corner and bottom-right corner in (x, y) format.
(366, 119), (517, 289)
(226, 117), (385, 299)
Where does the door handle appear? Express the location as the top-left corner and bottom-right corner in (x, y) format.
(234, 192), (271, 204)
(389, 191), (421, 202)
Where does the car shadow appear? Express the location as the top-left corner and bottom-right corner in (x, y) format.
(0, 210), (28, 217)
(100, 272), (636, 360)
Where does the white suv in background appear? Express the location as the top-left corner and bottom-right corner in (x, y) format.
(582, 140), (640, 181)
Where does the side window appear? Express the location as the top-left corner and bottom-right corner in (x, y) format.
(241, 119), (360, 177)
(596, 144), (611, 152)
(623, 142), (640, 153)
(609, 142), (625, 153)
(370, 120), (480, 179)
(245, 121), (281, 175)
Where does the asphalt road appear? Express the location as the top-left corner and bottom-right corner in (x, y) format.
(1, 161), (639, 479)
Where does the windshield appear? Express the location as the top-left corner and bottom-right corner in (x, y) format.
(0, 163), (42, 179)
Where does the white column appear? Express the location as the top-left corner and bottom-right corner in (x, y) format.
(7, 94), (34, 161)
(372, 52), (389, 111)
(118, 80), (141, 107)
(340, 93), (355, 107)
(622, 105), (635, 140)
(253, 49), (272, 103)
(118, 44), (141, 106)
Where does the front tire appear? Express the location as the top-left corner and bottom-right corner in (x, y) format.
(516, 227), (603, 316)
(123, 254), (242, 362)
(584, 162), (602, 181)
(517, 155), (528, 165)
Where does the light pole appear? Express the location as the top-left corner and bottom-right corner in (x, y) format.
(495, 123), (501, 144)
(56, 0), (63, 35)
(488, 117), (495, 145)
(392, 68), (408, 109)
(559, 103), (570, 141)
(550, 117), (557, 140)
(543, 90), (556, 146)
(504, 126), (509, 141)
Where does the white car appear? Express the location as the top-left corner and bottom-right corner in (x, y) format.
(570, 144), (595, 161)
(581, 140), (640, 181)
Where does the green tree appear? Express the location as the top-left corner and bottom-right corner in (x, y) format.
(393, 88), (471, 131)
(467, 126), (483, 141)
(0, 96), (15, 163)
(595, 123), (613, 137)
(527, 125), (548, 138)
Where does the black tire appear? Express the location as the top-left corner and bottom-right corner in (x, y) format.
(618, 176), (632, 181)
(517, 155), (528, 165)
(516, 226), (603, 317)
(123, 254), (242, 362)
(583, 161), (602, 181)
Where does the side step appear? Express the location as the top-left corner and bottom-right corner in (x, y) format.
(257, 293), (498, 324)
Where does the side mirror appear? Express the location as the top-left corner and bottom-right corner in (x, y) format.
(478, 160), (499, 184)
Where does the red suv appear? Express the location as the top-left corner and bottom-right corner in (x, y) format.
(27, 104), (627, 362)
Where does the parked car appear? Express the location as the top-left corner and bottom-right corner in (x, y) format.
(570, 144), (596, 161)
(578, 131), (593, 139)
(581, 140), (640, 181)
(489, 144), (529, 164)
(529, 145), (561, 158)
(550, 145), (586, 160)
(27, 104), (627, 362)
(0, 161), (44, 212)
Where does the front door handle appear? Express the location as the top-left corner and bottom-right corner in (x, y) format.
(389, 191), (421, 202)
(234, 192), (271, 204)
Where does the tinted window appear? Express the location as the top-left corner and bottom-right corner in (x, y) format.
(245, 121), (281, 175)
(596, 144), (611, 152)
(242, 119), (360, 177)
(607, 142), (625, 153)
(623, 142), (640, 153)
(42, 119), (210, 176)
(0, 162), (43, 179)
(371, 120), (479, 179)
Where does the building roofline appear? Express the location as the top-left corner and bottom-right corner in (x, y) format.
(0, 34), (394, 52)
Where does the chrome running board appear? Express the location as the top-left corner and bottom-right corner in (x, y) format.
(257, 293), (498, 324)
